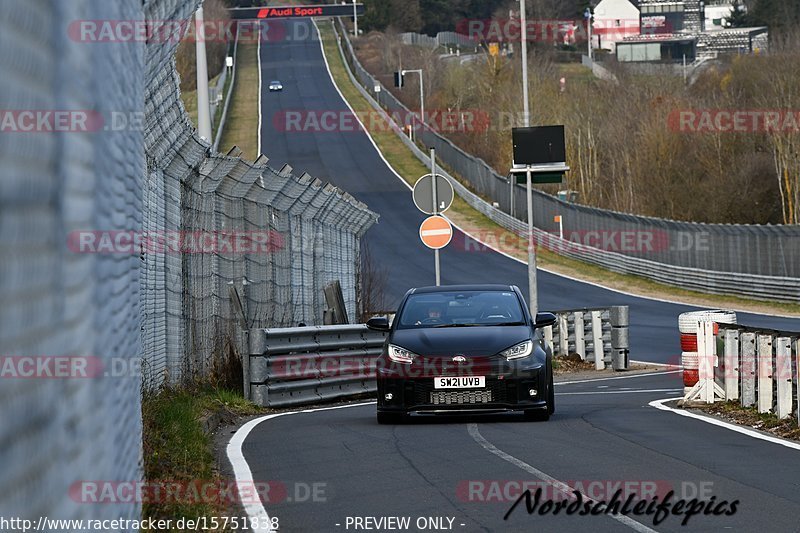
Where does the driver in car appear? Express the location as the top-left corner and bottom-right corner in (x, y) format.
(416, 305), (444, 325)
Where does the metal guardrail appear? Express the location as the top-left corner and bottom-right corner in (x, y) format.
(548, 306), (630, 371)
(247, 306), (629, 408)
(330, 20), (800, 303)
(688, 321), (800, 426)
(249, 325), (388, 407)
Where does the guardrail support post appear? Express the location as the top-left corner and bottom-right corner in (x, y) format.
(591, 311), (604, 370)
(757, 334), (774, 413)
(574, 311), (586, 360)
(740, 332), (756, 407)
(610, 306), (629, 371)
(558, 314), (569, 356)
(776, 337), (792, 419)
(723, 329), (740, 401)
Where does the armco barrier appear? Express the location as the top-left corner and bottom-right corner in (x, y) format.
(249, 325), (388, 407)
(685, 320), (800, 426)
(330, 19), (800, 303)
(547, 306), (630, 370)
(248, 305), (629, 407)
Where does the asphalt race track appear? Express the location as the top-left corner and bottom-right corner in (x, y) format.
(240, 18), (800, 533)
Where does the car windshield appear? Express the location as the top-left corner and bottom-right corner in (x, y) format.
(396, 290), (525, 329)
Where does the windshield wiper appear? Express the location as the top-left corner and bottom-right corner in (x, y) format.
(487, 321), (526, 326)
(434, 323), (481, 328)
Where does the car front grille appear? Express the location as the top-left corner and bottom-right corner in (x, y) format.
(430, 390), (492, 405)
(411, 379), (509, 406)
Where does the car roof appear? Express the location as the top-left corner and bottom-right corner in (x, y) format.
(411, 284), (515, 294)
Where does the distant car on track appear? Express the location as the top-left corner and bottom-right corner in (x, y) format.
(367, 284), (557, 424)
(268, 80), (283, 91)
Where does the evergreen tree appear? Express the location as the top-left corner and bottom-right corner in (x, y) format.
(726, 0), (748, 28)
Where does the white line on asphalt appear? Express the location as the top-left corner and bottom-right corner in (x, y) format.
(556, 370), (681, 386)
(631, 360), (682, 368)
(649, 398), (800, 452)
(559, 389), (681, 396)
(467, 424), (658, 533)
(227, 401), (376, 532)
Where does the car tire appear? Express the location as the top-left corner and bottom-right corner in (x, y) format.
(377, 411), (406, 425)
(547, 367), (555, 415)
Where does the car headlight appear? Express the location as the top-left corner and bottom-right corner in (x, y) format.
(500, 340), (533, 361)
(387, 344), (418, 364)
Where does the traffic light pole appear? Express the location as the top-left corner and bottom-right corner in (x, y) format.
(402, 69), (425, 129)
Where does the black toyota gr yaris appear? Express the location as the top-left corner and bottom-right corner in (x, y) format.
(367, 285), (557, 424)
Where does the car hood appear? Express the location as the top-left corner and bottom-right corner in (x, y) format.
(390, 326), (531, 357)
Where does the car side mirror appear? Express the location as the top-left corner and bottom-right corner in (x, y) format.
(534, 312), (557, 328)
(366, 317), (391, 331)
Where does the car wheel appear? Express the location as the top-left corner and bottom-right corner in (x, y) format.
(377, 411), (406, 425)
(548, 366), (555, 415)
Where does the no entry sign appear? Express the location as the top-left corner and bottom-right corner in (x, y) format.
(419, 216), (453, 250)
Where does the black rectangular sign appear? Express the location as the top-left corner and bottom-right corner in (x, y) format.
(512, 126), (566, 165)
(230, 4), (365, 20)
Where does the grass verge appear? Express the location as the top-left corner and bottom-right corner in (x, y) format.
(216, 40), (260, 159)
(692, 401), (800, 441)
(318, 21), (800, 317)
(141, 385), (263, 531)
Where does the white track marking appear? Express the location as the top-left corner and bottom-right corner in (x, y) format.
(649, 398), (800, 452)
(559, 389), (682, 396)
(467, 424), (658, 533)
(227, 402), (376, 532)
(556, 370), (681, 386)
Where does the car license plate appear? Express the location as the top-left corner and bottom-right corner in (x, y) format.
(434, 376), (485, 389)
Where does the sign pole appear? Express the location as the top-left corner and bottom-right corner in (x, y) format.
(431, 148), (441, 286)
(526, 167), (537, 317)
(353, 0), (359, 36)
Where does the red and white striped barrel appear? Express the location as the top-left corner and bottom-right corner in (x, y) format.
(678, 310), (737, 392)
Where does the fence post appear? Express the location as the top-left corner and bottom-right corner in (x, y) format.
(776, 337), (792, 419)
(723, 329), (739, 401)
(740, 332), (756, 407)
(574, 311), (585, 360)
(757, 334), (774, 413)
(591, 311), (604, 370)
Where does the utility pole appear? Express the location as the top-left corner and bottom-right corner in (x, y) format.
(520, 0), (530, 127)
(195, 6), (213, 143)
